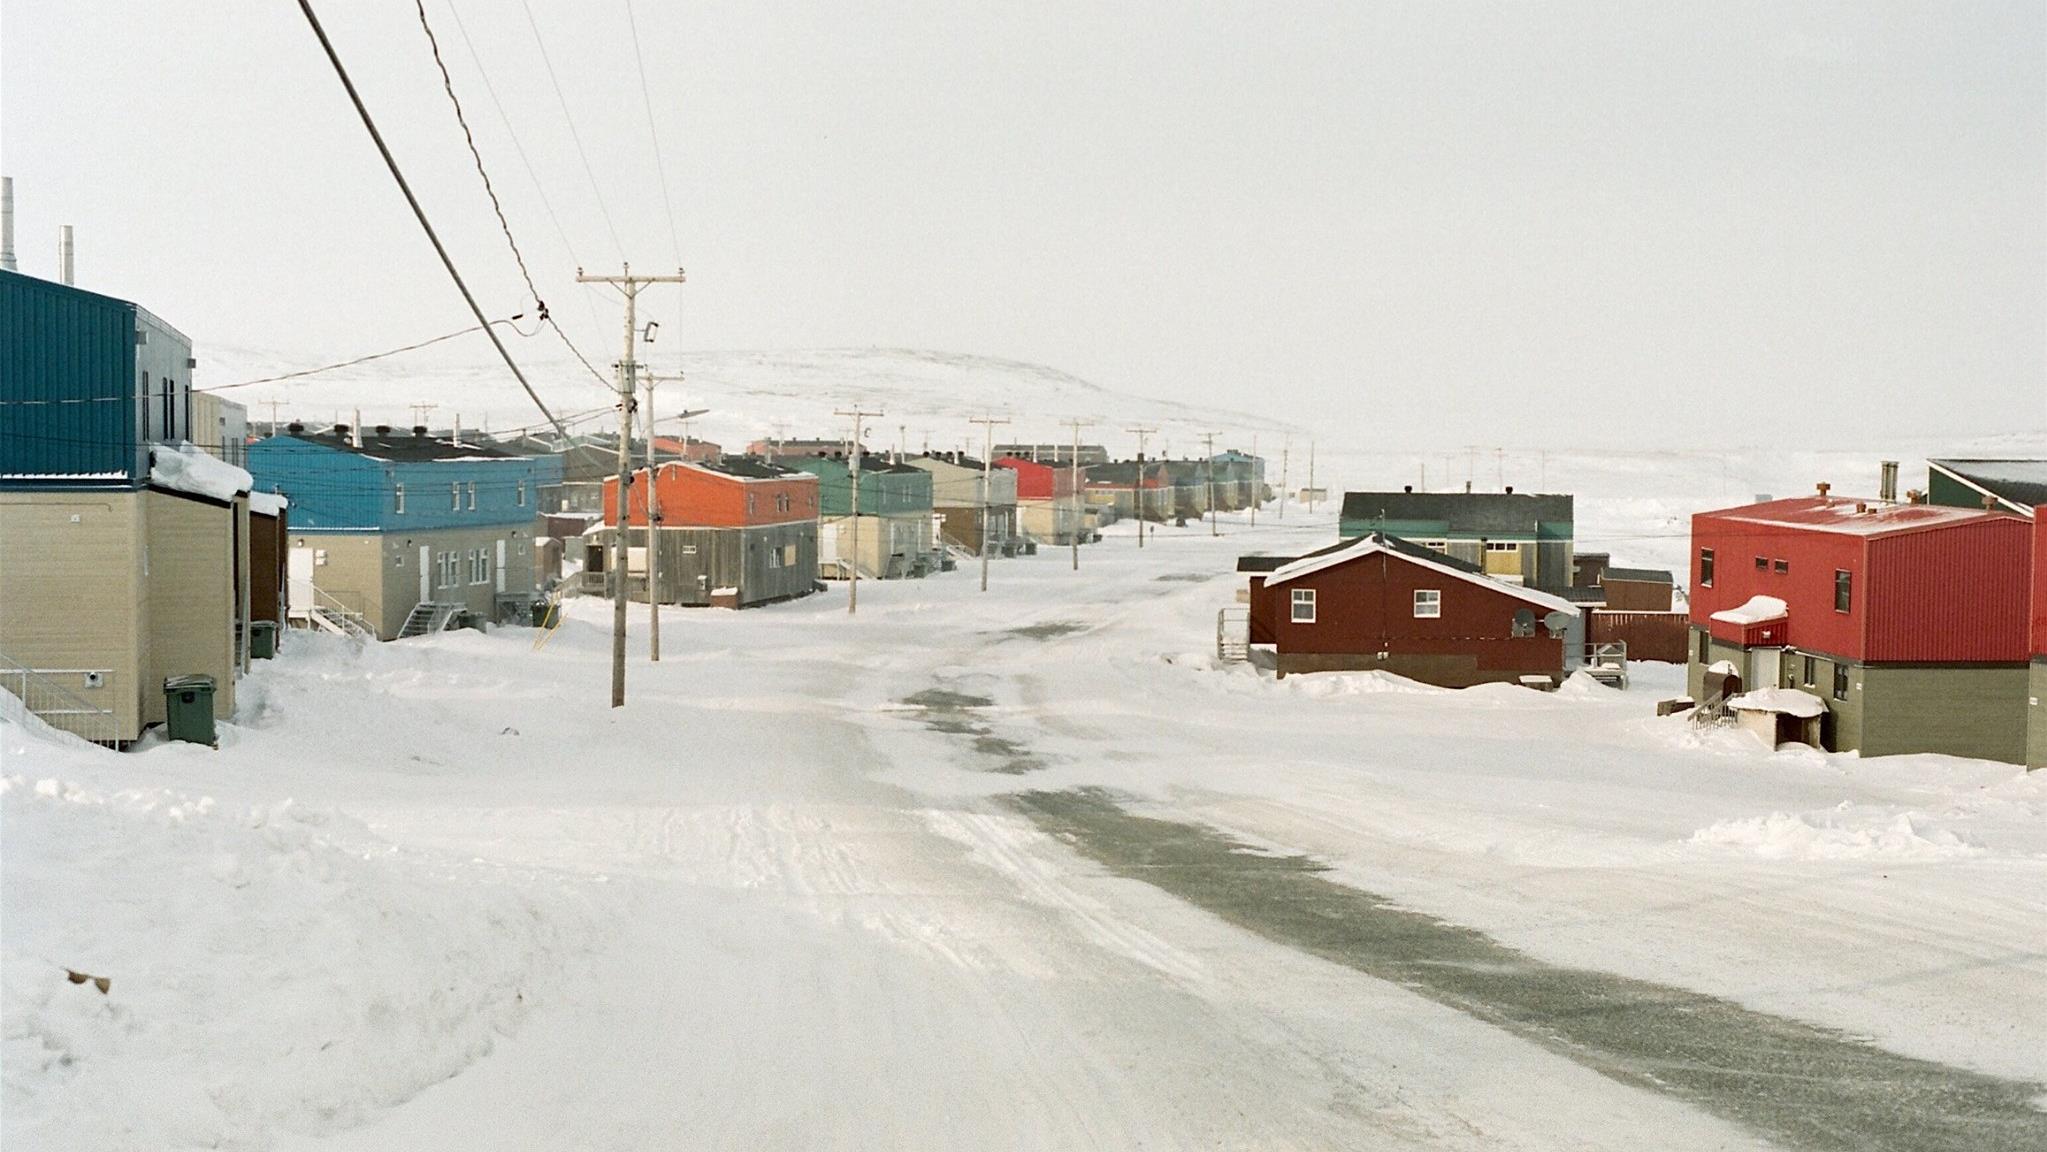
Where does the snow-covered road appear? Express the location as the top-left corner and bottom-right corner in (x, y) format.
(7, 509), (2044, 1150)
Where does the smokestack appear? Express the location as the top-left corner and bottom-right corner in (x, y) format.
(1879, 461), (1898, 503)
(58, 224), (73, 285)
(1, 177), (16, 273)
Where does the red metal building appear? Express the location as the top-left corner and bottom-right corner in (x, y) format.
(994, 456), (1076, 501)
(1244, 535), (1581, 687)
(1688, 492), (2033, 762)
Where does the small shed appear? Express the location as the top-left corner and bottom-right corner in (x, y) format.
(1725, 687), (1826, 749)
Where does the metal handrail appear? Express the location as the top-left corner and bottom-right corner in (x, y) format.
(0, 649), (118, 746)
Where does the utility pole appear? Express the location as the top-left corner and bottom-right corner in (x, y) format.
(639, 371), (664, 662)
(1125, 426), (1155, 547)
(1061, 419), (1091, 570)
(835, 406), (882, 614)
(577, 263), (685, 708)
(408, 401), (438, 431)
(264, 399), (283, 438)
(1199, 432), (1219, 536)
(1307, 440), (1317, 515)
(1279, 438), (1289, 521)
(969, 416), (1009, 591)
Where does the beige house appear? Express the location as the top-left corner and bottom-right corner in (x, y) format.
(286, 525), (540, 640)
(0, 484), (250, 743)
(906, 453), (1018, 555)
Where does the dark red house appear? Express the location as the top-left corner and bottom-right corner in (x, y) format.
(1243, 534), (1581, 687)
(1688, 490), (2033, 762)
(2029, 506), (2047, 769)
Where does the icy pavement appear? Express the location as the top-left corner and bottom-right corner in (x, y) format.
(5, 508), (2044, 1150)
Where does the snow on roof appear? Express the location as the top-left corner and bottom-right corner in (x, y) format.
(248, 491), (288, 517)
(150, 442), (251, 502)
(1703, 496), (2010, 537)
(1707, 659), (1740, 677)
(1263, 535), (1582, 616)
(1726, 688), (1827, 718)
(1709, 595), (1788, 626)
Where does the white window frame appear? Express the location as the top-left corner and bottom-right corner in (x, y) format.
(394, 483), (406, 514)
(450, 482), (460, 511)
(467, 481), (477, 511)
(1484, 541), (1519, 553)
(515, 480), (526, 507)
(1290, 588), (1316, 623)
(1413, 589), (1442, 618)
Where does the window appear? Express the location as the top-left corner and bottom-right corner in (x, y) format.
(394, 483), (406, 514)
(1290, 588), (1316, 623)
(747, 492), (757, 514)
(679, 543), (697, 556)
(1696, 629), (1709, 664)
(467, 481), (477, 511)
(766, 546), (783, 570)
(1834, 569), (1852, 613)
(1698, 548), (1715, 588)
(1485, 541), (1518, 552)
(395, 551), (405, 568)
(1755, 555), (1768, 570)
(515, 481), (526, 508)
(1832, 663), (1849, 701)
(313, 549), (328, 566)
(1801, 655), (1815, 686)
(470, 548), (491, 585)
(1773, 559), (1789, 574)
(451, 482), (460, 511)
(1413, 589), (1442, 618)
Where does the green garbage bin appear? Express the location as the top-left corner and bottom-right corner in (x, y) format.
(248, 620), (278, 660)
(163, 675), (217, 747)
(530, 599), (553, 628)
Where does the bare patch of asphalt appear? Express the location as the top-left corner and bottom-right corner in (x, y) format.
(1008, 787), (2047, 1152)
(1000, 620), (1091, 641)
(900, 688), (1041, 774)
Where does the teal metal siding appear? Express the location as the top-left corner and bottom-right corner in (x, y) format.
(0, 270), (143, 484)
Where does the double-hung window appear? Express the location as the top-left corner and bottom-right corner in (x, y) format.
(1290, 588), (1316, 623)
(1698, 548), (1715, 588)
(1834, 569), (1852, 613)
(394, 483), (406, 514)
(1413, 589), (1441, 618)
(1832, 663), (1849, 701)
(515, 481), (526, 508)
(450, 482), (460, 511)
(467, 481), (477, 511)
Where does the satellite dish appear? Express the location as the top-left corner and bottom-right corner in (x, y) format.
(1511, 607), (1537, 638)
(1543, 610), (1573, 638)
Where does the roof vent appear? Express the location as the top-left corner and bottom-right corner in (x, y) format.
(1402, 484), (1413, 493)
(1504, 485), (1514, 495)
(1854, 501), (1868, 513)
(287, 421), (305, 434)
(374, 424), (391, 435)
(412, 425), (428, 437)
(334, 423), (351, 436)
(1983, 494), (2001, 511)
(1815, 481), (1831, 499)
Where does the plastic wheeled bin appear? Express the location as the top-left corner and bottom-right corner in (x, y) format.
(163, 675), (217, 746)
(248, 620), (278, 659)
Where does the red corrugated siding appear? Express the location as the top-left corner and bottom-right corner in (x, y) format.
(1689, 511), (1866, 658)
(1264, 550), (1563, 671)
(2033, 510), (2047, 657)
(1865, 518), (2031, 662)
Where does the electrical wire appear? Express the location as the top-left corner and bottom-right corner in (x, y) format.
(197, 319), (521, 392)
(292, 0), (571, 444)
(622, 0), (683, 267)
(518, 0), (627, 260)
(414, 0), (612, 394)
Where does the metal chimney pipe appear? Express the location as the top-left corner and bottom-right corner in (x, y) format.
(352, 408), (363, 449)
(1879, 460), (1898, 503)
(1, 177), (16, 273)
(58, 224), (74, 285)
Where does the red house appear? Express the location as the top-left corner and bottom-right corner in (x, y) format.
(1687, 490), (2032, 762)
(1243, 534), (1581, 687)
(2029, 506), (2047, 768)
(994, 456), (1076, 501)
(587, 458), (819, 608)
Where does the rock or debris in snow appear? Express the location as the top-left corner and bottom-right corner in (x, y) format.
(1725, 688), (1826, 718)
(148, 441), (251, 502)
(247, 490), (288, 517)
(1708, 595), (1788, 626)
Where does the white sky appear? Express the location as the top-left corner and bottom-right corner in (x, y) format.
(3, 1), (2042, 447)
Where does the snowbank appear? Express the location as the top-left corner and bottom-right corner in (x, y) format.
(1687, 809), (1982, 861)
(1, 770), (600, 1150)
(149, 442), (251, 503)
(248, 491), (288, 517)
(1725, 688), (1826, 718)
(1708, 595), (1787, 626)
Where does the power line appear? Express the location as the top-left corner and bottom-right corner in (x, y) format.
(197, 318), (520, 392)
(415, 0), (613, 394)
(292, 0), (569, 443)
(519, 0), (627, 260)
(622, 0), (683, 266)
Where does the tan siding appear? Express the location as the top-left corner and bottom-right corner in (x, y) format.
(144, 491), (238, 723)
(0, 491), (147, 739)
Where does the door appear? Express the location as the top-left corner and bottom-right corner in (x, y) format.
(419, 545), (431, 601)
(288, 548), (315, 615)
(1751, 646), (1784, 689)
(495, 539), (507, 593)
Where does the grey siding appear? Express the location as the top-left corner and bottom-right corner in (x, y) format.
(614, 522), (818, 607)
(2028, 659), (2047, 770)
(1859, 664), (2028, 764)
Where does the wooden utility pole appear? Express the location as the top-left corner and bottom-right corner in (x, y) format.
(969, 416), (1010, 591)
(1307, 440), (1317, 515)
(1249, 433), (1259, 527)
(1125, 426), (1155, 547)
(1279, 438), (1289, 521)
(264, 399), (284, 438)
(638, 372), (668, 661)
(1061, 419), (1091, 570)
(408, 401), (438, 431)
(1199, 432), (1219, 536)
(577, 263), (685, 708)
(835, 406), (882, 614)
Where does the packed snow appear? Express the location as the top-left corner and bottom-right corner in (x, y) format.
(1726, 687), (1828, 717)
(148, 441), (253, 503)
(1709, 593), (1789, 625)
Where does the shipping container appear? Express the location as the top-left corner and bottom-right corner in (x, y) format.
(0, 269), (145, 483)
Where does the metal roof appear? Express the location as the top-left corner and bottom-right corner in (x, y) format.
(1928, 459), (2047, 515)
(1239, 533), (1485, 576)
(1261, 534), (1582, 616)
(1698, 495), (2015, 538)
(283, 430), (514, 462)
(1600, 566), (1673, 584)
(1338, 490), (1573, 533)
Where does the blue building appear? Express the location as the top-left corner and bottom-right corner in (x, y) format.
(248, 423), (560, 639)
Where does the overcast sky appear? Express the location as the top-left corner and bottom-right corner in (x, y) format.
(3, 1), (2041, 447)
